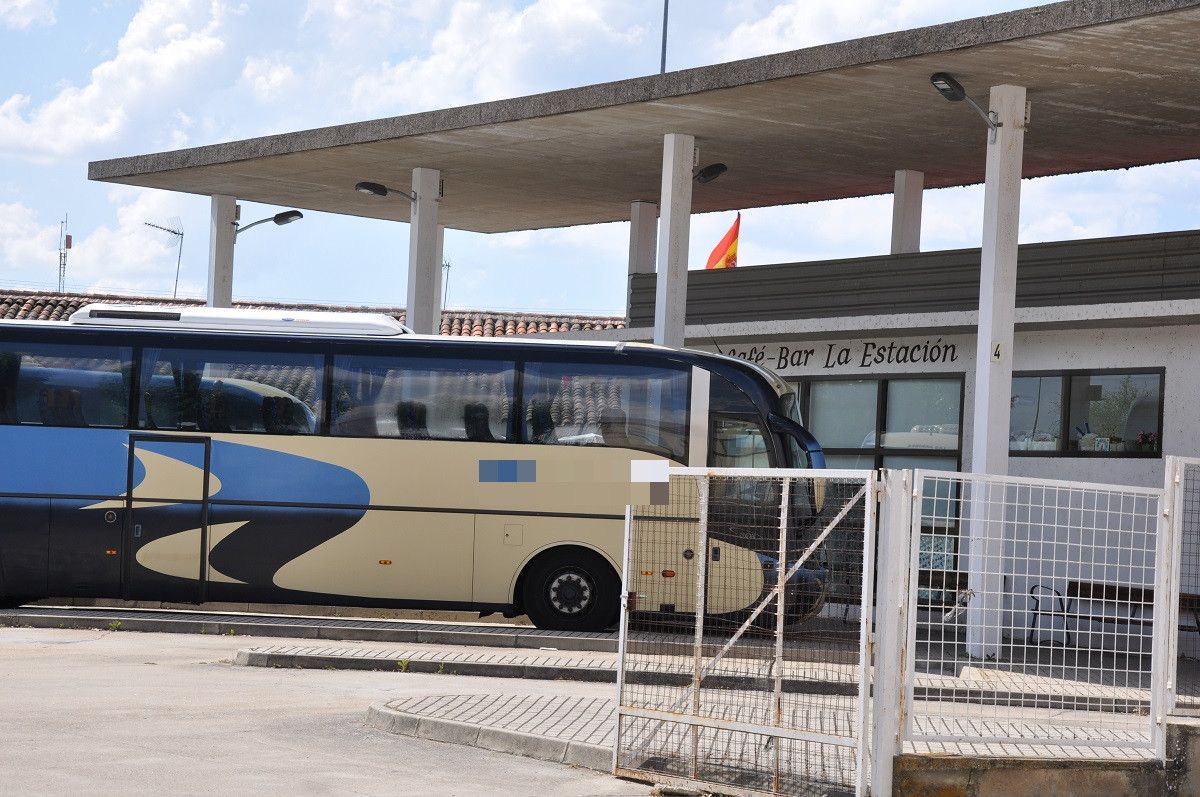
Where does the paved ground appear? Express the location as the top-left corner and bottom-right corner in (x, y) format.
(0, 627), (648, 797)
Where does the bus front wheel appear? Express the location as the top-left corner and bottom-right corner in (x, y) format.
(521, 548), (619, 632)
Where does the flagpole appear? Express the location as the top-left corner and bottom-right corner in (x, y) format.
(660, 0), (669, 74)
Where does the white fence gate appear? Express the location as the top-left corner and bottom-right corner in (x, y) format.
(899, 469), (1172, 757)
(614, 467), (877, 797)
(614, 465), (1190, 794)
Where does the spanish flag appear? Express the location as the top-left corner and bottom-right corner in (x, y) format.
(705, 213), (740, 270)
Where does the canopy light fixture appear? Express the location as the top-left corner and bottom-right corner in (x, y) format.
(693, 162), (727, 184)
(354, 180), (417, 202)
(929, 72), (1002, 143)
(235, 209), (304, 238)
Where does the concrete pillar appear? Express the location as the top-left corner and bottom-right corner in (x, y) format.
(966, 85), (1027, 660)
(406, 168), (441, 335)
(653, 134), (694, 349)
(206, 194), (236, 308)
(627, 201), (657, 319)
(890, 170), (923, 254)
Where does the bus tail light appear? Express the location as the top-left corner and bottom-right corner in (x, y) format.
(661, 570), (675, 578)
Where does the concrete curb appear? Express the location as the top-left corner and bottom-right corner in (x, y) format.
(365, 703), (612, 773)
(0, 610), (616, 652)
(234, 649), (617, 683)
(234, 648), (863, 696)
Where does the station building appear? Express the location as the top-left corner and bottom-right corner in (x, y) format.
(82, 0), (1200, 492)
(616, 228), (1198, 489)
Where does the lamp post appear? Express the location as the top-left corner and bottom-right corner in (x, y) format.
(235, 209), (303, 237)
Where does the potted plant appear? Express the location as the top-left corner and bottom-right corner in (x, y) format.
(1136, 431), (1158, 453)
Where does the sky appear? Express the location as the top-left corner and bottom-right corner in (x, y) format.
(0, 0), (1197, 316)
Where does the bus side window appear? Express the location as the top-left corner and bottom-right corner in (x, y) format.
(0, 343), (132, 428)
(331, 354), (515, 442)
(520, 361), (688, 462)
(0, 351), (18, 424)
(139, 348), (323, 434)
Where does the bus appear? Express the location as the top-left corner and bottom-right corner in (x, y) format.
(0, 304), (825, 631)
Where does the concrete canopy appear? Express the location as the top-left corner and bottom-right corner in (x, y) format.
(89, 0), (1200, 235)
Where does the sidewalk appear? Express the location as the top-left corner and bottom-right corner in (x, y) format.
(367, 694), (616, 772)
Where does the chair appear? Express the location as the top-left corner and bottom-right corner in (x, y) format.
(598, 408), (633, 448)
(263, 396), (307, 434)
(0, 385), (15, 424)
(38, 387), (86, 427)
(464, 403), (496, 442)
(528, 396), (556, 444)
(396, 400), (429, 439)
(200, 383), (233, 433)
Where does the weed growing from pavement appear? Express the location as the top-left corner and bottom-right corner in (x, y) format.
(106, 620), (122, 632)
(397, 659), (409, 672)
(437, 662), (445, 675)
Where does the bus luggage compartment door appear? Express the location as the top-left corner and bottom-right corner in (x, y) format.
(123, 435), (211, 603)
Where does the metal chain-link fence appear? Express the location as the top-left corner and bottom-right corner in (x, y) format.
(615, 468), (876, 797)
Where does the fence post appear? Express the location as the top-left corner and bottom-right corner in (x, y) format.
(690, 475), (710, 779)
(871, 469), (912, 796)
(1158, 457), (1183, 731)
(613, 503), (635, 774)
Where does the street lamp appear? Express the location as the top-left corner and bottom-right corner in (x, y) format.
(235, 209), (303, 237)
(354, 180), (417, 202)
(693, 162), (727, 184)
(929, 72), (1002, 142)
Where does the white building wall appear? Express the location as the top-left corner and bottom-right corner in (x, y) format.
(713, 322), (1200, 489)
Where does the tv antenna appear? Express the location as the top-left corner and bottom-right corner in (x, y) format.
(144, 218), (185, 298)
(57, 215), (71, 292)
(442, 259), (451, 308)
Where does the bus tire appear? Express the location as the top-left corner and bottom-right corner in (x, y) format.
(520, 548), (619, 632)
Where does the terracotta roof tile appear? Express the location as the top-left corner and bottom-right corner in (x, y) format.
(0, 290), (625, 338)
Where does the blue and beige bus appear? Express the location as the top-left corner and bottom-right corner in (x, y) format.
(0, 305), (824, 631)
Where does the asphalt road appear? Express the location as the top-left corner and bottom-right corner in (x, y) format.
(0, 627), (649, 797)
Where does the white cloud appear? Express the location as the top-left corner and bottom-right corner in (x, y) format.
(0, 201), (59, 271)
(0, 0), (226, 160)
(241, 55), (297, 101)
(0, 0), (55, 30)
(717, 1), (1023, 62)
(348, 0), (642, 114)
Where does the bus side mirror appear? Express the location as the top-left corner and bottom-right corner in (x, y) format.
(767, 412), (826, 469)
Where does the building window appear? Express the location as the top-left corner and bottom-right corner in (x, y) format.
(797, 376), (963, 471)
(1010, 369), (1163, 457)
(797, 375), (964, 605)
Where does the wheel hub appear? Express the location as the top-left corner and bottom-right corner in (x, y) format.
(548, 571), (592, 615)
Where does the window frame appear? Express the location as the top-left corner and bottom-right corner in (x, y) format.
(327, 350), (518, 443)
(518, 357), (691, 462)
(793, 372), (966, 471)
(1010, 367), (1165, 458)
(794, 372), (966, 607)
(0, 339), (135, 429)
(136, 343), (328, 436)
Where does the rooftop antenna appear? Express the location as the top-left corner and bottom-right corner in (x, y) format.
(57, 215), (71, 293)
(442, 259), (451, 308)
(144, 219), (185, 298)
